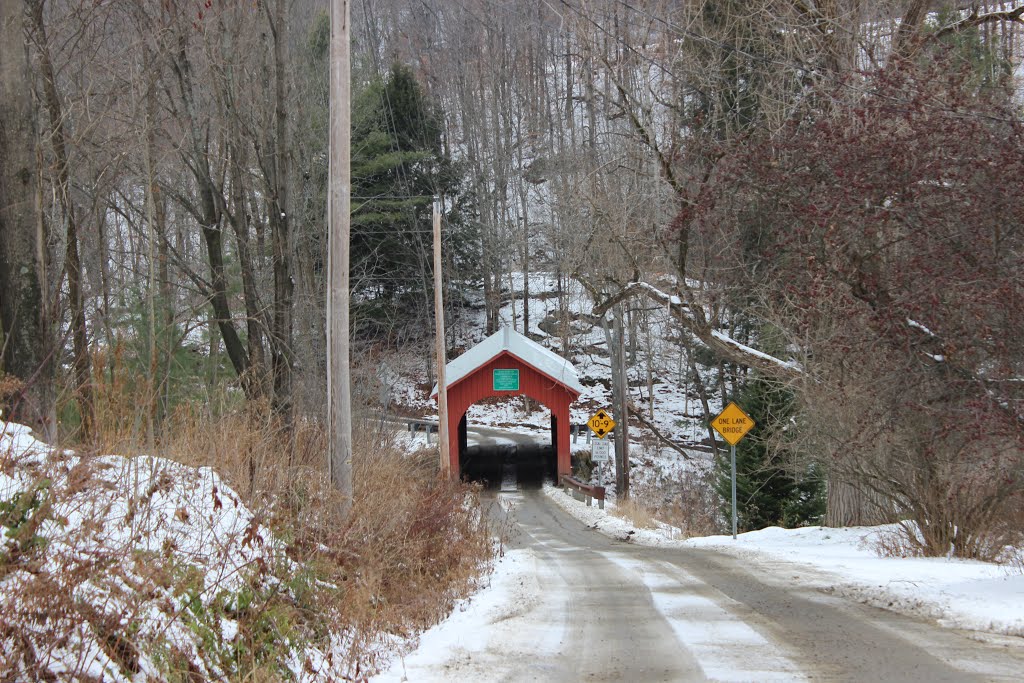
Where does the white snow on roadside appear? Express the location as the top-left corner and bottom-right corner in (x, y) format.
(544, 484), (1024, 637)
(370, 547), (565, 682)
(686, 525), (1024, 637)
(543, 482), (688, 545)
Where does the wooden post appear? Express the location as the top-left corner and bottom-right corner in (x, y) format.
(613, 305), (630, 499)
(328, 0), (353, 514)
(433, 196), (451, 477)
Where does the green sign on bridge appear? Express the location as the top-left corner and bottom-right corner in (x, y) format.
(492, 368), (520, 391)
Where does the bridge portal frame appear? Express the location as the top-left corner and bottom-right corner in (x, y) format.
(433, 328), (582, 479)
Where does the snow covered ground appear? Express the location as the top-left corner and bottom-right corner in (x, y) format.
(545, 483), (1024, 638)
(369, 547), (550, 683)
(0, 420), (362, 681)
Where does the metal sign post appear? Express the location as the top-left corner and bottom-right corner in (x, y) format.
(711, 402), (756, 540)
(591, 433), (612, 494)
(731, 444), (737, 539)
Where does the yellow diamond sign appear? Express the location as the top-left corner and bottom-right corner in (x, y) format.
(587, 409), (616, 439)
(711, 402), (755, 446)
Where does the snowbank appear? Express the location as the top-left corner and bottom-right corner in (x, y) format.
(0, 421), (351, 681)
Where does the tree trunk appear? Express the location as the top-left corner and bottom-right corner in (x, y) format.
(462, 81), (498, 335)
(614, 306), (630, 499)
(517, 136), (530, 335)
(156, 164), (172, 422)
(557, 267), (569, 358)
(825, 472), (891, 527)
(168, 20), (254, 402)
(0, 1), (52, 437)
(644, 311), (655, 419)
(144, 83), (159, 447)
(225, 145), (267, 397)
(893, 0), (931, 55)
(207, 315), (220, 402)
(27, 0), (94, 440)
(687, 346), (719, 459)
(200, 198), (254, 399)
(604, 306), (630, 500)
(267, 0), (294, 420)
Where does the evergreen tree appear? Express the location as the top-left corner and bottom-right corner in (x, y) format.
(350, 64), (472, 338)
(930, 8), (1014, 94)
(715, 376), (824, 531)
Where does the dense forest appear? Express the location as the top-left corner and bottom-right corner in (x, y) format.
(2, 0), (1023, 554)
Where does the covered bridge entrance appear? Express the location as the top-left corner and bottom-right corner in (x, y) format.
(432, 327), (583, 480)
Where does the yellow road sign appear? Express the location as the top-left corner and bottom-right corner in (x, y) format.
(711, 402), (755, 446)
(587, 409), (616, 439)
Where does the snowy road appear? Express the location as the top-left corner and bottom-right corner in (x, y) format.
(374, 489), (1024, 682)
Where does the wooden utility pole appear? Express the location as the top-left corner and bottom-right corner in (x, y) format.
(433, 196), (451, 477)
(613, 305), (630, 499)
(328, 0), (353, 514)
(600, 305), (630, 499)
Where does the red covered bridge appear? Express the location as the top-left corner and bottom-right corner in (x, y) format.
(432, 327), (583, 479)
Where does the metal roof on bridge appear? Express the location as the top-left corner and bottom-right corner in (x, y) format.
(432, 326), (583, 396)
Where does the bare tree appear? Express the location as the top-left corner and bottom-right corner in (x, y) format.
(25, 0), (94, 441)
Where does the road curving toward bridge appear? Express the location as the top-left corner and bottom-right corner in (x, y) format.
(374, 487), (1024, 682)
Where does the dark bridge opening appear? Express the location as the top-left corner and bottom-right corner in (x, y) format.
(460, 443), (557, 489)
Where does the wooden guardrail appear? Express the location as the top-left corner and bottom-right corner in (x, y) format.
(560, 475), (606, 510)
(403, 418), (438, 434)
(383, 417), (438, 443)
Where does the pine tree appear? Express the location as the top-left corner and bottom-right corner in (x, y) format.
(350, 64), (471, 337)
(714, 376), (824, 531)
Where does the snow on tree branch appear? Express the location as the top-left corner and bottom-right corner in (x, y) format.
(933, 4), (1024, 40)
(709, 330), (803, 372)
(585, 278), (802, 376)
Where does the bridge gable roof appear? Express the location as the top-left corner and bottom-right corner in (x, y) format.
(432, 326), (584, 397)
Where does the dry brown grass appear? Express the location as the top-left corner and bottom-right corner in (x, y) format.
(651, 469), (725, 539)
(869, 523), (927, 558)
(11, 391), (496, 679)
(625, 466), (725, 539)
(0, 373), (23, 414)
(153, 405), (496, 673)
(610, 497), (658, 529)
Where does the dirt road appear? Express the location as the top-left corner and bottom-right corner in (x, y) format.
(376, 488), (1024, 682)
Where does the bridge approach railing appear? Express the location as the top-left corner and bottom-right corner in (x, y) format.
(559, 474), (606, 510)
